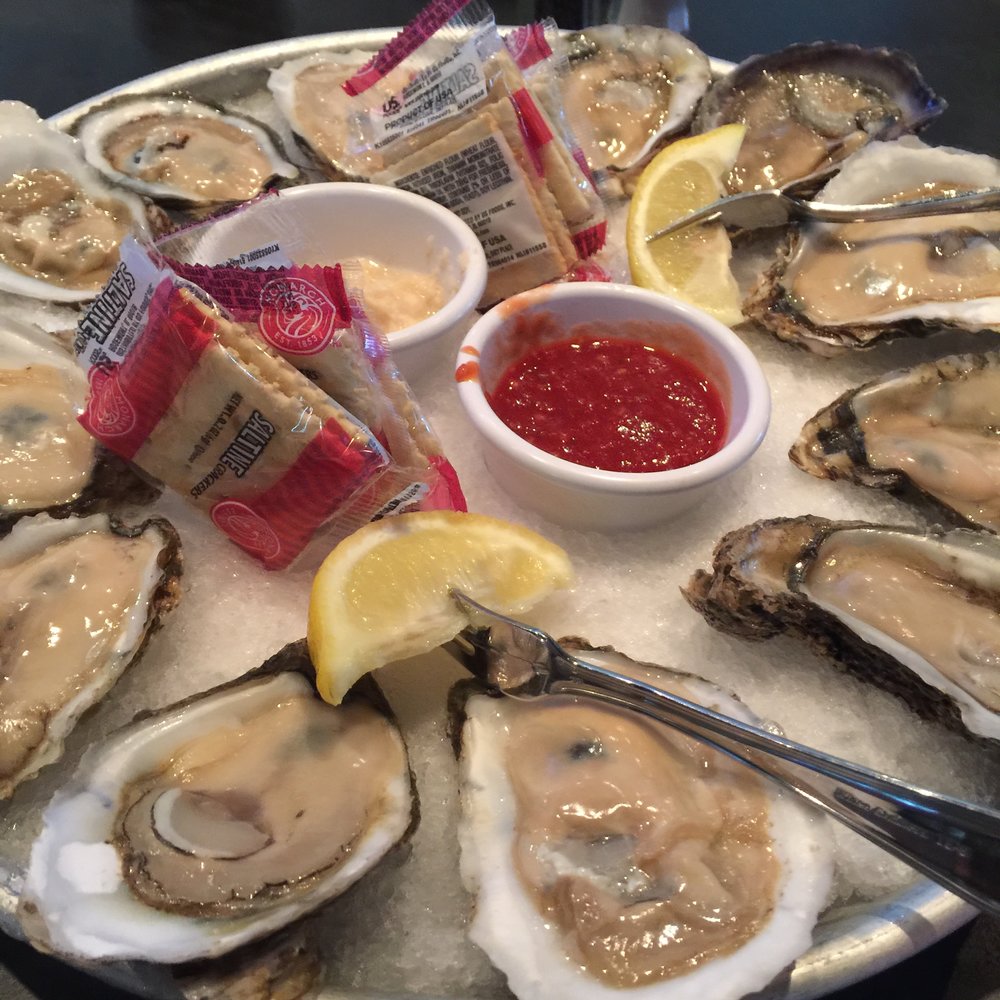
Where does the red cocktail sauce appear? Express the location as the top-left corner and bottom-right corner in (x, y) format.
(488, 337), (727, 473)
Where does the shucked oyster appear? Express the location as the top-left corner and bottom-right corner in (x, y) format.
(0, 316), (158, 528)
(561, 25), (711, 172)
(0, 512), (182, 799)
(453, 643), (833, 1000)
(791, 352), (1000, 532)
(75, 96), (298, 207)
(0, 317), (94, 519)
(267, 51), (383, 179)
(693, 43), (943, 194)
(19, 640), (415, 964)
(685, 516), (1000, 742)
(0, 102), (150, 302)
(745, 138), (1000, 353)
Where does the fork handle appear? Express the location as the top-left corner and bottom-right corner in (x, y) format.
(551, 654), (1000, 918)
(801, 187), (1000, 224)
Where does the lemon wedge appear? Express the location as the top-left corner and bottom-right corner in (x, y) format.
(308, 511), (573, 704)
(627, 124), (746, 327)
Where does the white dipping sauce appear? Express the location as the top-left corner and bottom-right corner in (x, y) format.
(344, 256), (449, 334)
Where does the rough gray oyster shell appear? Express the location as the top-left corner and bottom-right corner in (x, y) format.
(684, 516), (1000, 742)
(693, 42), (944, 194)
(790, 352), (1000, 532)
(743, 138), (1000, 354)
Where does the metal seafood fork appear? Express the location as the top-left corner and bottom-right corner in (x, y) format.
(645, 186), (1000, 242)
(444, 591), (1000, 918)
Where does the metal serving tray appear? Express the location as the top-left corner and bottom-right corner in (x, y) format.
(0, 26), (978, 1000)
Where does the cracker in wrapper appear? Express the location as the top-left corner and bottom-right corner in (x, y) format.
(155, 204), (462, 516)
(75, 239), (464, 569)
(340, 0), (606, 304)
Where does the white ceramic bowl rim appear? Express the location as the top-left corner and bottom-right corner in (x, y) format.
(457, 283), (771, 496)
(259, 184), (488, 351)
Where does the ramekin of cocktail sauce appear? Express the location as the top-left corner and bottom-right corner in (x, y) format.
(455, 283), (770, 531)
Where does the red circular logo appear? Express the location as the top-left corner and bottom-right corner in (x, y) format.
(210, 501), (282, 561)
(258, 277), (337, 356)
(87, 366), (136, 437)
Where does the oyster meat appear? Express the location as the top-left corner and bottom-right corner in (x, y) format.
(791, 352), (1000, 532)
(0, 102), (150, 302)
(685, 516), (1000, 742)
(694, 43), (943, 194)
(19, 640), (415, 964)
(0, 512), (182, 799)
(75, 96), (298, 207)
(0, 317), (94, 518)
(0, 315), (158, 527)
(454, 642), (833, 1000)
(560, 26), (711, 172)
(745, 138), (1000, 353)
(267, 51), (390, 178)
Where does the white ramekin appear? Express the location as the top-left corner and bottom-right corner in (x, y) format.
(189, 183), (488, 380)
(455, 282), (771, 531)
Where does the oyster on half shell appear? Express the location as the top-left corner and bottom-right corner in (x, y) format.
(453, 642), (833, 1000)
(267, 51), (383, 179)
(0, 102), (151, 302)
(745, 138), (1000, 354)
(0, 315), (158, 528)
(791, 352), (1000, 532)
(75, 96), (299, 207)
(693, 43), (944, 194)
(685, 516), (1000, 742)
(19, 640), (415, 964)
(561, 26), (711, 173)
(0, 512), (182, 799)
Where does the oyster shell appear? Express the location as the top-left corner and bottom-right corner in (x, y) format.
(74, 96), (298, 207)
(267, 51), (381, 179)
(0, 511), (182, 799)
(684, 516), (1000, 741)
(694, 43), (943, 194)
(791, 352), (1000, 532)
(0, 315), (158, 528)
(177, 921), (323, 1000)
(453, 642), (833, 1000)
(0, 102), (151, 302)
(19, 639), (416, 964)
(561, 25), (711, 172)
(744, 138), (1000, 353)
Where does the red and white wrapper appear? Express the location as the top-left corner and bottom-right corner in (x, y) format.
(76, 239), (464, 569)
(338, 0), (606, 304)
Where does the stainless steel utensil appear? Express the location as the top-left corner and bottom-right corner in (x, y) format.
(444, 590), (1000, 918)
(644, 186), (1000, 241)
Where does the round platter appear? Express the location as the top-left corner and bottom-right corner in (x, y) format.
(0, 25), (985, 1000)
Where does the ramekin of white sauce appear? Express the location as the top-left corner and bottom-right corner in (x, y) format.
(188, 183), (487, 380)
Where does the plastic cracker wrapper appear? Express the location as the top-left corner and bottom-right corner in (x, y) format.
(338, 0), (606, 305)
(164, 254), (386, 437)
(155, 199), (464, 512)
(74, 239), (464, 570)
(503, 19), (608, 250)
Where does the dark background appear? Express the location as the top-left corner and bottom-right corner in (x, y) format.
(2, 0), (1000, 998)
(1, 0), (998, 158)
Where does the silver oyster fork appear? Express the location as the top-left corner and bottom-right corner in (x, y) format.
(443, 590), (1000, 918)
(644, 186), (1000, 242)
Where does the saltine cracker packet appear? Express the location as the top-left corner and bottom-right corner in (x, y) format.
(340, 0), (606, 304)
(75, 239), (463, 569)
